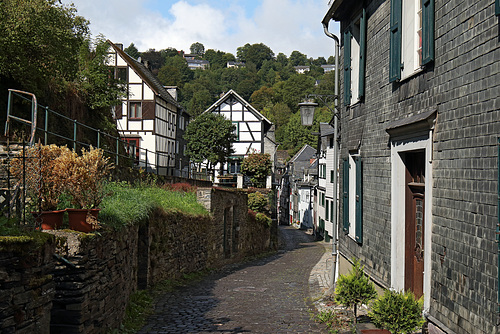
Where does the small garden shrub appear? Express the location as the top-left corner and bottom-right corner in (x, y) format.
(248, 192), (268, 213)
(369, 289), (424, 334)
(334, 258), (377, 323)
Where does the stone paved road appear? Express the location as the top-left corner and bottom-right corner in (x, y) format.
(138, 225), (327, 334)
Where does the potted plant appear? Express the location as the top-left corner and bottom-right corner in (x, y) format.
(62, 146), (113, 232)
(10, 144), (72, 230)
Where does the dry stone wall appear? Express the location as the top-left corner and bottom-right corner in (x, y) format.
(0, 187), (272, 333)
(0, 236), (56, 334)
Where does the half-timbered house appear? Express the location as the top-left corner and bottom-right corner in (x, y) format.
(203, 89), (277, 188)
(107, 41), (189, 176)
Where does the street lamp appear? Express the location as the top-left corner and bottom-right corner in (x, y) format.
(298, 94), (337, 126)
(298, 92), (339, 293)
(298, 100), (318, 126)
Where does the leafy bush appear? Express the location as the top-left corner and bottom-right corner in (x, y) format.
(255, 212), (271, 228)
(10, 144), (73, 211)
(248, 191), (268, 213)
(62, 146), (114, 209)
(369, 289), (424, 334)
(334, 258), (377, 323)
(241, 153), (272, 188)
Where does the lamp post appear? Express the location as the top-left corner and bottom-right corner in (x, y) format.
(298, 92), (339, 293)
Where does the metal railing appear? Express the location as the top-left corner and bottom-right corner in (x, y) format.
(4, 89), (210, 180)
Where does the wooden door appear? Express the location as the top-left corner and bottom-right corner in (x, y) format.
(404, 151), (425, 298)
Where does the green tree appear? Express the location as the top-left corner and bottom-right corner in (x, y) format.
(124, 43), (140, 59)
(334, 259), (377, 323)
(241, 153), (272, 188)
(289, 50), (308, 66)
(273, 74), (315, 111)
(250, 86), (275, 113)
(184, 113), (237, 177)
(190, 42), (205, 56)
(369, 290), (425, 334)
(158, 55), (193, 88)
(0, 0), (89, 98)
(237, 43), (274, 69)
(140, 48), (164, 75)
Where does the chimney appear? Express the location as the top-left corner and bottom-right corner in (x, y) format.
(116, 43), (123, 50)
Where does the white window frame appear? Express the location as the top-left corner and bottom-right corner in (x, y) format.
(401, 0), (423, 79)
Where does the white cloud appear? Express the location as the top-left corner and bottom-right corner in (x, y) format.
(65, 0), (339, 59)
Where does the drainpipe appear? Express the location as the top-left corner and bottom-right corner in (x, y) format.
(322, 21), (340, 292)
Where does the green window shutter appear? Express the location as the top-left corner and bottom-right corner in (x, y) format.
(343, 30), (352, 106)
(421, 0), (435, 65)
(355, 156), (363, 244)
(326, 200), (330, 222)
(496, 0), (500, 16)
(342, 159), (349, 232)
(389, 0), (402, 82)
(331, 170), (334, 183)
(359, 7), (367, 98)
(330, 200), (334, 222)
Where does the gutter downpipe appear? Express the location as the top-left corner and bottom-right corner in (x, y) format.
(323, 21), (340, 292)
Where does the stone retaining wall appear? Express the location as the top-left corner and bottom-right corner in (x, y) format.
(0, 235), (56, 334)
(0, 187), (273, 333)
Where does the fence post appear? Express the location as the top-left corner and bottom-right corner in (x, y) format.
(73, 120), (77, 151)
(44, 106), (49, 145)
(97, 130), (101, 149)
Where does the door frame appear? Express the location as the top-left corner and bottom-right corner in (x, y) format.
(390, 134), (432, 311)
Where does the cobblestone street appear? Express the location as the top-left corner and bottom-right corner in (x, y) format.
(138, 226), (328, 333)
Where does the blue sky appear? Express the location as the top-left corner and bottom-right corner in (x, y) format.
(65, 0), (339, 59)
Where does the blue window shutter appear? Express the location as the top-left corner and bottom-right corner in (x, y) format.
(422, 0), (435, 65)
(359, 7), (367, 98)
(343, 30), (352, 106)
(389, 0), (402, 82)
(342, 158), (349, 232)
(355, 156), (363, 244)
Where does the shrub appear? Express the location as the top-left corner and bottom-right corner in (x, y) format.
(369, 289), (424, 334)
(334, 258), (377, 323)
(62, 146), (114, 209)
(248, 191), (268, 213)
(10, 144), (73, 211)
(241, 153), (272, 188)
(255, 212), (271, 228)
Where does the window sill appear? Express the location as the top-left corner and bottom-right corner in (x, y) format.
(400, 67), (424, 82)
(129, 117), (142, 120)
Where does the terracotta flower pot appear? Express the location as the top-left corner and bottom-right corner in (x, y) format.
(32, 210), (65, 230)
(67, 209), (100, 233)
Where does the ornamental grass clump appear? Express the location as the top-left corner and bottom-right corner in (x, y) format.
(369, 289), (424, 334)
(334, 258), (377, 323)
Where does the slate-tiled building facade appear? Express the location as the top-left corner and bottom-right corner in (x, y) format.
(324, 1), (499, 333)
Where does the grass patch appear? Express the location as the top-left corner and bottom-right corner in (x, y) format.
(108, 290), (154, 334)
(314, 309), (354, 334)
(99, 182), (209, 229)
